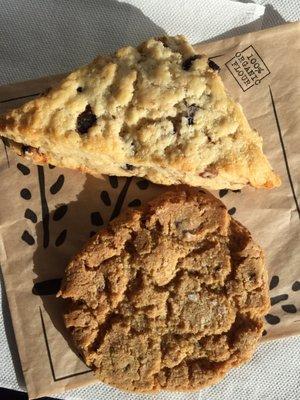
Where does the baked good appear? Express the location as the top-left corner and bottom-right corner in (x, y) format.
(0, 36), (280, 190)
(59, 186), (270, 392)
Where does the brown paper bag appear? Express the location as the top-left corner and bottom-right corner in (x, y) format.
(0, 22), (299, 399)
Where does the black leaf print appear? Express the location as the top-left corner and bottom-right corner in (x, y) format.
(17, 163), (30, 175)
(91, 212), (103, 226)
(128, 199), (141, 208)
(37, 166), (50, 249)
(109, 176), (118, 189)
(281, 304), (297, 314)
(20, 188), (31, 200)
(270, 294), (288, 306)
(265, 314), (280, 325)
(266, 274), (298, 327)
(271, 294), (289, 306)
(218, 189), (240, 198)
(21, 230), (35, 245)
(24, 208), (37, 223)
(90, 231), (96, 238)
(50, 174), (65, 194)
(32, 278), (62, 296)
(228, 207), (236, 215)
(55, 229), (67, 246)
(136, 179), (149, 190)
(100, 190), (111, 206)
(110, 177), (132, 221)
(48, 164), (55, 169)
(269, 275), (279, 290)
(219, 189), (228, 198)
(292, 281), (300, 291)
(53, 204), (68, 221)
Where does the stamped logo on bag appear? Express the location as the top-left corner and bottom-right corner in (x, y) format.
(225, 45), (270, 91)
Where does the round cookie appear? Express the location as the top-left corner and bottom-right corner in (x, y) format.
(59, 187), (270, 392)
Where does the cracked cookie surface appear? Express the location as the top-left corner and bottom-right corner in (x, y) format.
(59, 187), (269, 392)
(0, 36), (280, 189)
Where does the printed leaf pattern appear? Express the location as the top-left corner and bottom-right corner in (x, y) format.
(271, 294), (288, 306)
(136, 179), (149, 190)
(24, 208), (37, 223)
(228, 207), (236, 215)
(100, 190), (111, 206)
(53, 204), (68, 221)
(21, 230), (35, 245)
(17, 163), (30, 175)
(269, 275), (279, 290)
(18, 164), (36, 245)
(292, 281), (300, 292)
(19, 164), (67, 251)
(32, 279), (61, 296)
(50, 174), (64, 194)
(128, 199), (141, 207)
(109, 176), (118, 189)
(281, 304), (297, 313)
(264, 275), (299, 335)
(55, 229), (67, 247)
(218, 189), (240, 216)
(91, 211), (103, 226)
(20, 188), (31, 200)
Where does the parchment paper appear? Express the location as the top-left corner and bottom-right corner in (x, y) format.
(0, 22), (299, 399)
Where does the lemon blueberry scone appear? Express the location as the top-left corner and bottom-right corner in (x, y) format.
(0, 36), (280, 189)
(59, 187), (270, 392)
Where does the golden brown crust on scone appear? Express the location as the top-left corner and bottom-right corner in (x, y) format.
(59, 187), (270, 392)
(0, 36), (280, 189)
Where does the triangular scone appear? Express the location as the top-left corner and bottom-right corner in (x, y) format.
(0, 36), (280, 190)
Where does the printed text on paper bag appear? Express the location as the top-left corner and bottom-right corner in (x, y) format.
(225, 45), (270, 91)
